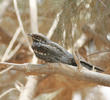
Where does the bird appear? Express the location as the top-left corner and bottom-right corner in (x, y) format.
(28, 33), (104, 72)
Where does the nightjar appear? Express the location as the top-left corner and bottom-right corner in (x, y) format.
(28, 33), (103, 72)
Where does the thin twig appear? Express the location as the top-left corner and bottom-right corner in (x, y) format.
(72, 50), (83, 70)
(47, 11), (62, 39)
(6, 43), (22, 61)
(13, 0), (32, 52)
(0, 65), (14, 74)
(1, 27), (21, 62)
(98, 0), (107, 8)
(13, 0), (25, 34)
(15, 81), (24, 92)
(87, 50), (110, 57)
(0, 88), (17, 99)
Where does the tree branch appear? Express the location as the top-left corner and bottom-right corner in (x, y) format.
(0, 62), (110, 87)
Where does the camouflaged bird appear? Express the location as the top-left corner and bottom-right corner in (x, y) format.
(28, 33), (103, 72)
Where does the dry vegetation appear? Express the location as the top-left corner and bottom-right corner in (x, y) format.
(0, 0), (110, 100)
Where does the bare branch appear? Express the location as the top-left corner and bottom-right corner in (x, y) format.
(29, 0), (38, 63)
(1, 27), (21, 62)
(18, 1), (39, 100)
(29, 0), (38, 33)
(47, 11), (62, 39)
(0, 65), (14, 74)
(19, 76), (38, 100)
(13, 0), (32, 51)
(6, 43), (21, 61)
(0, 62), (110, 87)
(0, 88), (17, 99)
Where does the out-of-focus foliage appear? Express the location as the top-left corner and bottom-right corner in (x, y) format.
(0, 0), (110, 100)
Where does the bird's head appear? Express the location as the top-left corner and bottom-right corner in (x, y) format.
(28, 33), (48, 44)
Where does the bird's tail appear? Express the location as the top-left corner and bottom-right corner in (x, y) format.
(80, 61), (104, 72)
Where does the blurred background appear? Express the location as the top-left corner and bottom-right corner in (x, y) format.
(0, 0), (110, 100)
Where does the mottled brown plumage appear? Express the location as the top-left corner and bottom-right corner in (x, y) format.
(28, 33), (103, 72)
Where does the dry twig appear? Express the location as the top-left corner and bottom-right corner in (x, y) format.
(1, 27), (21, 62)
(0, 88), (17, 99)
(19, 76), (38, 100)
(13, 0), (32, 51)
(19, 0), (39, 100)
